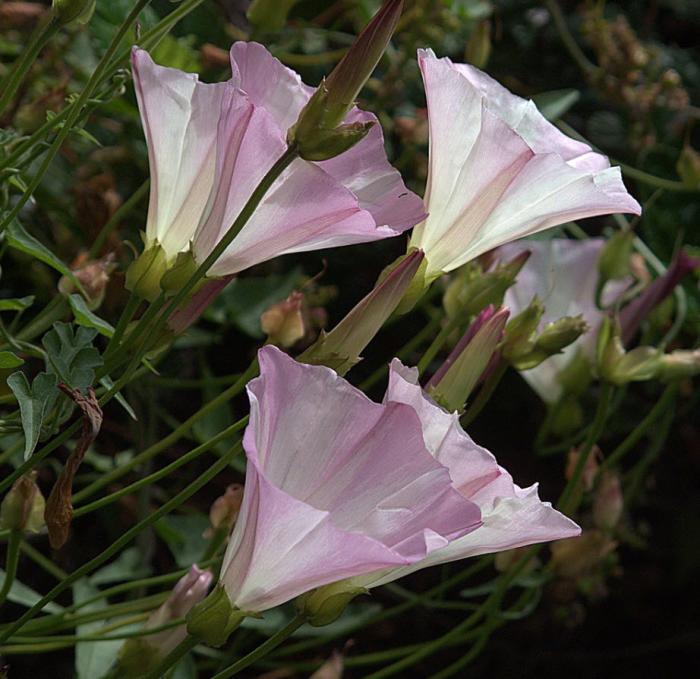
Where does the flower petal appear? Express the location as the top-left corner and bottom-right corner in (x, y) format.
(220, 347), (481, 612)
(411, 49), (641, 277)
(131, 48), (226, 258)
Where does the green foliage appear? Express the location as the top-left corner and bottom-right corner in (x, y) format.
(42, 322), (102, 393)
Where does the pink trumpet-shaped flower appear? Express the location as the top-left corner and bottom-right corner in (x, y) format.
(348, 361), (580, 590)
(131, 43), (425, 277)
(499, 238), (629, 402)
(219, 346), (481, 613)
(409, 50), (641, 282)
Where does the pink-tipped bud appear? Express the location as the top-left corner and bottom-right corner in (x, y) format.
(261, 292), (307, 348)
(0, 471), (45, 533)
(427, 306), (509, 411)
(204, 484), (244, 539)
(299, 249), (424, 375)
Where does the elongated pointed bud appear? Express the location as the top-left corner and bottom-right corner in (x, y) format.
(593, 471), (623, 530)
(535, 315), (588, 354)
(117, 566), (213, 676)
(299, 249), (424, 375)
(501, 296), (544, 366)
(0, 471), (45, 533)
(427, 306), (509, 411)
(619, 250), (699, 345)
(52, 0), (95, 25)
(289, 0), (403, 159)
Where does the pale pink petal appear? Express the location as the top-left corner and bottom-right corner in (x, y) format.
(220, 347), (481, 612)
(228, 41), (426, 235)
(410, 49), (641, 277)
(499, 238), (630, 401)
(350, 359), (580, 587)
(131, 48), (226, 258)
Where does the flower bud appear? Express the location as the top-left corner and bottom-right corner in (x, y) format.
(58, 253), (116, 310)
(656, 349), (700, 381)
(204, 484), (243, 539)
(501, 296), (544, 366)
(593, 471), (623, 530)
(52, 0), (95, 25)
(550, 530), (617, 580)
(186, 583), (250, 647)
(299, 249), (424, 375)
(427, 306), (509, 411)
(535, 315), (588, 354)
(124, 242), (168, 302)
(0, 472), (45, 533)
(597, 230), (634, 283)
(296, 582), (367, 627)
(566, 446), (601, 492)
(261, 292), (306, 348)
(117, 566), (213, 676)
(597, 318), (661, 384)
(677, 144), (700, 190)
(289, 0), (403, 159)
(247, 0), (301, 32)
(443, 251), (530, 320)
(619, 250), (699, 345)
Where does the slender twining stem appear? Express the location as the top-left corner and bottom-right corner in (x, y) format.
(73, 434), (243, 517)
(0, 531), (22, 609)
(0, 13), (59, 118)
(211, 614), (307, 679)
(599, 383), (679, 474)
(19, 541), (67, 581)
(558, 383), (614, 513)
(73, 363), (255, 504)
(0, 0), (154, 235)
(143, 635), (199, 679)
(89, 179), (150, 257)
(0, 445), (236, 641)
(542, 0), (599, 76)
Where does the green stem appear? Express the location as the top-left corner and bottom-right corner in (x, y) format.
(73, 361), (256, 504)
(103, 294), (142, 361)
(115, 146), (299, 370)
(558, 383), (614, 513)
(0, 0), (154, 235)
(89, 179), (150, 257)
(543, 0), (599, 76)
(599, 383), (678, 474)
(73, 430), (243, 517)
(416, 313), (465, 376)
(19, 540), (67, 581)
(0, 444), (237, 641)
(143, 635), (198, 679)
(0, 14), (59, 118)
(15, 295), (67, 343)
(0, 530), (22, 609)
(212, 615), (307, 679)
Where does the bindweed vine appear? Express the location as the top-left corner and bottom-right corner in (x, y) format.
(1, 1), (698, 678)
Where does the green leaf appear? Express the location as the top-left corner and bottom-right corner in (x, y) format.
(6, 371), (59, 459)
(0, 351), (24, 369)
(0, 569), (64, 614)
(154, 514), (209, 567)
(0, 295), (35, 312)
(5, 220), (86, 295)
(74, 579), (137, 679)
(42, 322), (103, 393)
(68, 294), (115, 338)
(532, 89), (581, 121)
